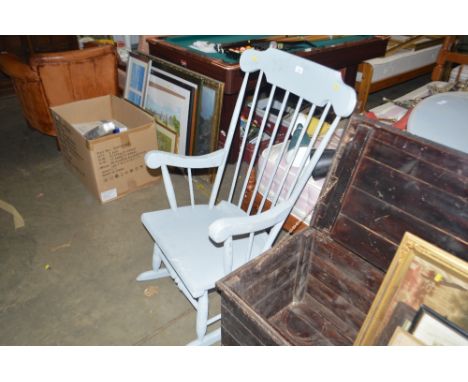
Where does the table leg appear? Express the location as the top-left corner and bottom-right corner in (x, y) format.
(344, 64), (358, 87)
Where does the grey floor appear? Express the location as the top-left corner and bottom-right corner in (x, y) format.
(0, 74), (430, 345)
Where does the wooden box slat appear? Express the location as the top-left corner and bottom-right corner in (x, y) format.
(310, 231), (384, 291)
(221, 305), (264, 346)
(221, 289), (290, 345)
(239, 257), (297, 308)
(372, 128), (468, 177)
(332, 214), (397, 271)
(364, 138), (466, 196)
(341, 187), (467, 258)
(220, 326), (240, 346)
(310, 250), (378, 312)
(217, 115), (468, 346)
(251, 278), (296, 320)
(353, 157), (466, 240)
(306, 277), (367, 336)
(309, 239), (383, 312)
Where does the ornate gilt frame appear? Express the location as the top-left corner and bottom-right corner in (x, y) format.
(355, 232), (468, 345)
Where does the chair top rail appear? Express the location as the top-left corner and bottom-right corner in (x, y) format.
(240, 48), (356, 118)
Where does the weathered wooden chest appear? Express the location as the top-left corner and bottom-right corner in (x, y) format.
(216, 115), (467, 345)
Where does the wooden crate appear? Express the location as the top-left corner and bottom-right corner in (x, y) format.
(217, 115), (468, 345)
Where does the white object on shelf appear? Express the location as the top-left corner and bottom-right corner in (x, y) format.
(190, 41), (217, 53)
(370, 81), (448, 122)
(407, 92), (468, 153)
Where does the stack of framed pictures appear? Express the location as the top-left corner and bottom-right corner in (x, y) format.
(124, 51), (224, 156)
(355, 232), (468, 346)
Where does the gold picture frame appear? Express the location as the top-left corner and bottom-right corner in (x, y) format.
(355, 232), (468, 346)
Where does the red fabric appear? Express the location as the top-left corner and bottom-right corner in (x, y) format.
(393, 109), (412, 130)
(364, 109), (413, 131)
(365, 111), (379, 120)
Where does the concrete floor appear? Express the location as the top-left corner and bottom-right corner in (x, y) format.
(0, 74), (430, 345)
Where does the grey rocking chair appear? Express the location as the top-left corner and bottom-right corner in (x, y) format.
(137, 48), (357, 345)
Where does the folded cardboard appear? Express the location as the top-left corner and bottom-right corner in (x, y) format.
(51, 95), (159, 203)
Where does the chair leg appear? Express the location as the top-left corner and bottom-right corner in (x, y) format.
(196, 291), (208, 340)
(187, 292), (221, 346)
(136, 244), (170, 281)
(187, 291), (208, 345)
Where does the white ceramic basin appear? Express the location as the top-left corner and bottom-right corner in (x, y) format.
(407, 92), (468, 153)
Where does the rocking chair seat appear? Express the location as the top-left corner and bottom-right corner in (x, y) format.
(141, 201), (268, 297)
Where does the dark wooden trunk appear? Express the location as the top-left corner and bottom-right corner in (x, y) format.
(217, 115), (468, 346)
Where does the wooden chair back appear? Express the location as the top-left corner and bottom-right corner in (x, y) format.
(208, 48), (356, 249)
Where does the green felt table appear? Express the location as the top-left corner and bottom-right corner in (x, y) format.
(162, 35), (375, 65)
(148, 35), (387, 93)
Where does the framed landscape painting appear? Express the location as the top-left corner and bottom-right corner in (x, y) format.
(143, 69), (193, 154)
(149, 66), (198, 154)
(355, 232), (468, 346)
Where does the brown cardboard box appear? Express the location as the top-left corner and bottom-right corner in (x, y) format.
(51, 95), (159, 203)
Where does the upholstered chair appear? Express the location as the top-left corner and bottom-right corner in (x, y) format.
(0, 45), (118, 136)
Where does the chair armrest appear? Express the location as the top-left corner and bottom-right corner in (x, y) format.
(208, 201), (293, 244)
(0, 53), (39, 82)
(145, 149), (225, 169)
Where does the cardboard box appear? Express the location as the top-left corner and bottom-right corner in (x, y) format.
(51, 95), (159, 203)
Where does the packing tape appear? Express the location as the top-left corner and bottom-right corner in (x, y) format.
(0, 199), (25, 229)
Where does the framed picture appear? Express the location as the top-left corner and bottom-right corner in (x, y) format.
(144, 70), (193, 155)
(124, 52), (150, 107)
(155, 123), (177, 153)
(409, 305), (468, 346)
(147, 54), (224, 156)
(388, 326), (425, 346)
(193, 80), (223, 155)
(354, 232), (468, 346)
(151, 66), (199, 149)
